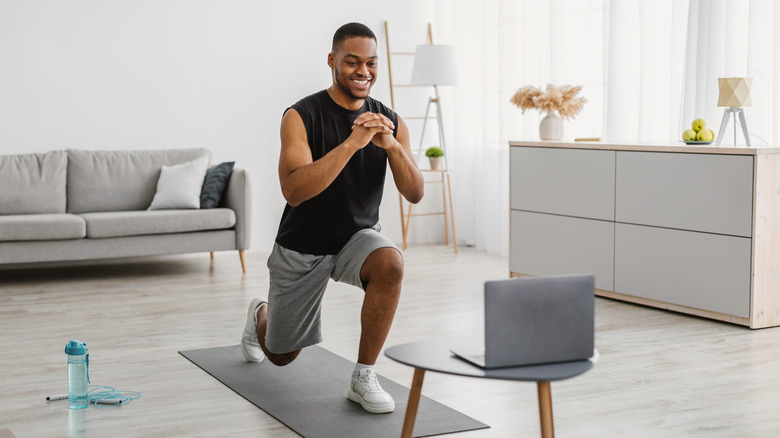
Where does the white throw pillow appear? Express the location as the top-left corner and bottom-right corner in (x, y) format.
(148, 155), (210, 210)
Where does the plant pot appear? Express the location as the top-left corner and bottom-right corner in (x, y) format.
(539, 113), (564, 141)
(428, 156), (444, 170)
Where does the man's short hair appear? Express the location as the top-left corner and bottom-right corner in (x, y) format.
(332, 22), (377, 52)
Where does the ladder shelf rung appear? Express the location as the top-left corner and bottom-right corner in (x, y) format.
(405, 212), (446, 217)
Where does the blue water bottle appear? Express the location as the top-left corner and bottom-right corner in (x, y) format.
(65, 340), (89, 409)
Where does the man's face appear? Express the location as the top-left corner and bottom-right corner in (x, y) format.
(328, 37), (378, 101)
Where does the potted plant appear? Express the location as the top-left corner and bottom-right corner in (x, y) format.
(425, 146), (444, 170)
(510, 84), (587, 140)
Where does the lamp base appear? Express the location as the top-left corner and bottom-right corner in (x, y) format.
(715, 107), (750, 147)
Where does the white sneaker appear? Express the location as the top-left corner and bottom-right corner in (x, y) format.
(347, 368), (395, 413)
(241, 298), (266, 363)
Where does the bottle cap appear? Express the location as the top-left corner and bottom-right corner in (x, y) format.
(65, 340), (87, 355)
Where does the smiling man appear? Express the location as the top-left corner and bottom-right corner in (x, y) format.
(240, 22), (424, 414)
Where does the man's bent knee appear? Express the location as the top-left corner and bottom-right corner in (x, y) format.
(266, 349), (301, 367)
(361, 247), (404, 286)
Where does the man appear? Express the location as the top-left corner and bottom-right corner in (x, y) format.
(241, 22), (424, 414)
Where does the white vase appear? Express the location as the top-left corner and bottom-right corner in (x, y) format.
(539, 113), (564, 141)
(428, 156), (444, 170)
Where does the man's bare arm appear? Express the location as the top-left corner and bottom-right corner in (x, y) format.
(279, 109), (392, 207)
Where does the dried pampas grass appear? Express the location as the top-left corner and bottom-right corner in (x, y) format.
(510, 83), (587, 120)
(510, 85), (542, 112)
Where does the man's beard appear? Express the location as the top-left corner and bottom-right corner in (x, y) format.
(334, 66), (370, 101)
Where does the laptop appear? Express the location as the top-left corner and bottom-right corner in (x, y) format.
(451, 274), (595, 369)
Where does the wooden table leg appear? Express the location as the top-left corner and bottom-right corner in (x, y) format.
(401, 368), (426, 438)
(537, 381), (554, 438)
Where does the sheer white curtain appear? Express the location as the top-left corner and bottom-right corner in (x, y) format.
(682, 0), (779, 146)
(437, 0), (780, 256)
(439, 0), (605, 257)
(605, 0), (688, 142)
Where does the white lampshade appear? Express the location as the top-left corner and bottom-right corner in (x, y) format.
(410, 44), (458, 86)
(718, 77), (752, 107)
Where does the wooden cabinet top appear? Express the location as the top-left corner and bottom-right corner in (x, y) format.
(509, 140), (780, 156)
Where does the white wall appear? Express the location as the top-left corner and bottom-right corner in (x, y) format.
(0, 0), (476, 252)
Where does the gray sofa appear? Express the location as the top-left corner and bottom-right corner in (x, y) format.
(0, 148), (251, 271)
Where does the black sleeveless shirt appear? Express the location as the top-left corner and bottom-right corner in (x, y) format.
(275, 90), (398, 255)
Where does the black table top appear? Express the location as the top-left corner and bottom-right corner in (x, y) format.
(385, 337), (597, 382)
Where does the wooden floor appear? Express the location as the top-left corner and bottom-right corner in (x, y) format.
(2, 246), (780, 437)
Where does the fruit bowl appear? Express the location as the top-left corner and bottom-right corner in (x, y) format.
(682, 118), (715, 145)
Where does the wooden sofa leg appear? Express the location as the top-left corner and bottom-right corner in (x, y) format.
(239, 250), (247, 273)
(210, 252), (214, 260)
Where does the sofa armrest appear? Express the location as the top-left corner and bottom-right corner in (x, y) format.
(224, 168), (252, 250)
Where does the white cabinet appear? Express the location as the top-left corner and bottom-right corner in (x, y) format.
(511, 211), (614, 291)
(614, 224), (751, 317)
(509, 147), (615, 290)
(615, 151), (753, 237)
(511, 147), (615, 220)
(510, 141), (780, 328)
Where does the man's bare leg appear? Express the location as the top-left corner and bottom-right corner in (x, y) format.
(357, 247), (404, 365)
(346, 246), (403, 413)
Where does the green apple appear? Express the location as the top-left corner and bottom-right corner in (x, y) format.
(697, 129), (714, 141)
(682, 129), (697, 141)
(707, 129), (716, 140)
(692, 118), (706, 132)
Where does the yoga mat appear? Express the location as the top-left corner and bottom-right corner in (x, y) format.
(180, 345), (489, 438)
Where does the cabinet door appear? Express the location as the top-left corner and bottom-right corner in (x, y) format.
(616, 151), (753, 237)
(614, 223), (751, 317)
(511, 210), (614, 290)
(511, 147), (615, 221)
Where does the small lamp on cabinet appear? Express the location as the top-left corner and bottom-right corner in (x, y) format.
(716, 77), (752, 146)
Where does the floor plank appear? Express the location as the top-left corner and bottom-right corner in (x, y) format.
(1, 246), (780, 437)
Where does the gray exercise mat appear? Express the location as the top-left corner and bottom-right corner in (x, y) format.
(180, 345), (489, 438)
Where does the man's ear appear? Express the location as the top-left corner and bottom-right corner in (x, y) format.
(327, 52), (335, 69)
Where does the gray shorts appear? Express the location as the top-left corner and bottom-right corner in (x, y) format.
(264, 225), (398, 354)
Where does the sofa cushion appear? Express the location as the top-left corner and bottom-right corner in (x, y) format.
(148, 155), (210, 210)
(0, 214), (86, 242)
(0, 151), (67, 215)
(79, 209), (236, 238)
(66, 148), (211, 213)
(200, 161), (235, 209)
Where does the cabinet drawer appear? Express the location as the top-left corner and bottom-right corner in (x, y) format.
(614, 223), (751, 317)
(510, 210), (614, 290)
(616, 151), (753, 236)
(511, 147), (615, 220)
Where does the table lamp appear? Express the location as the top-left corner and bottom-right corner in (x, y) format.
(410, 44), (458, 169)
(716, 77), (752, 146)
